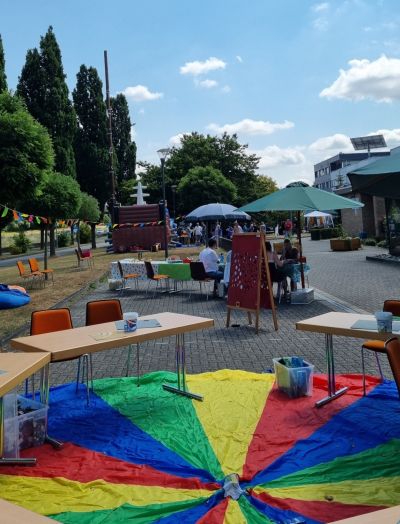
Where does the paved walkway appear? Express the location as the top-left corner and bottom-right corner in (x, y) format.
(8, 238), (395, 388)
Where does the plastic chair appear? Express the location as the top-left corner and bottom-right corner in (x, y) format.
(75, 249), (92, 269)
(78, 246), (94, 268)
(16, 261), (44, 289)
(385, 337), (400, 398)
(85, 299), (137, 380)
(31, 308), (93, 406)
(144, 261), (170, 296)
(189, 262), (213, 300)
(117, 261), (139, 294)
(268, 262), (287, 303)
(361, 299), (400, 395)
(28, 257), (54, 284)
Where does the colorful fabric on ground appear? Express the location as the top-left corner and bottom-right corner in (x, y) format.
(1, 370), (399, 523)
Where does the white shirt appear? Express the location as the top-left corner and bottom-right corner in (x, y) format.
(199, 247), (219, 272)
(194, 225), (203, 235)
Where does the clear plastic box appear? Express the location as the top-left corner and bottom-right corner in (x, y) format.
(273, 357), (314, 398)
(3, 394), (48, 456)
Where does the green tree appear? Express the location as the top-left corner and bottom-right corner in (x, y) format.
(118, 177), (137, 205)
(139, 161), (163, 204)
(111, 93), (136, 184)
(17, 26), (76, 178)
(31, 172), (82, 256)
(177, 166), (237, 211)
(73, 64), (110, 210)
(166, 132), (261, 206)
(0, 92), (54, 207)
(0, 34), (7, 92)
(78, 192), (100, 248)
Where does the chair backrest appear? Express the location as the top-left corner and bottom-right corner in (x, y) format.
(16, 261), (26, 277)
(75, 249), (81, 261)
(144, 261), (155, 279)
(268, 262), (285, 283)
(385, 337), (400, 397)
(190, 261), (208, 281)
(28, 258), (40, 273)
(384, 300), (400, 317)
(31, 308), (73, 335)
(117, 261), (125, 278)
(86, 299), (123, 326)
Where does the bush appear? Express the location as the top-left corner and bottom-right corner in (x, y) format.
(364, 238), (377, 246)
(9, 231), (32, 254)
(57, 230), (70, 247)
(377, 240), (388, 248)
(79, 223), (91, 244)
(5, 221), (29, 232)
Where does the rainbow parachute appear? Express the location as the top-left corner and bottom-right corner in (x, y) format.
(1, 370), (400, 523)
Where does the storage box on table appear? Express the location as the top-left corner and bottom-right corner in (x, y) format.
(2, 394), (48, 457)
(273, 357), (314, 398)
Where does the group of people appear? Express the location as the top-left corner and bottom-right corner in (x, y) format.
(265, 239), (299, 292)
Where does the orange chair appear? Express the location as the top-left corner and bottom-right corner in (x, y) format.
(85, 299), (138, 380)
(361, 299), (400, 395)
(144, 261), (170, 296)
(385, 337), (400, 398)
(28, 258), (54, 284)
(16, 261), (44, 288)
(117, 261), (139, 294)
(31, 308), (93, 406)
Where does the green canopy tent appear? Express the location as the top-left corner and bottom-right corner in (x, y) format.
(239, 182), (364, 288)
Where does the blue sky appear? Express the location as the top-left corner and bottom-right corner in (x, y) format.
(2, 0), (400, 187)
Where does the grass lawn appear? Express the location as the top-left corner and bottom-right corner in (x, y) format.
(0, 246), (202, 344)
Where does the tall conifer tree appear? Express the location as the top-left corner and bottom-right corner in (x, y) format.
(110, 93), (136, 184)
(73, 64), (110, 210)
(0, 35), (7, 92)
(17, 26), (76, 178)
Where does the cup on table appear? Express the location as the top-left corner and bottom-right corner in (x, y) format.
(123, 312), (138, 332)
(374, 311), (393, 333)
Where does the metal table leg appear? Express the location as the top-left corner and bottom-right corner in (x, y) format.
(163, 334), (203, 401)
(315, 334), (348, 408)
(39, 364), (63, 449)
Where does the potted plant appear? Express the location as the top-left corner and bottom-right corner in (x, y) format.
(330, 226), (360, 251)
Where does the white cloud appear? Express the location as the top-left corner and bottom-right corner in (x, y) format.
(169, 133), (189, 147)
(236, 55), (243, 63)
(207, 118), (294, 136)
(130, 125), (137, 139)
(138, 108), (145, 115)
(197, 79), (218, 89)
(122, 85), (163, 102)
(312, 2), (329, 12)
(252, 145), (306, 169)
(180, 57), (226, 76)
(370, 128), (400, 147)
(309, 133), (352, 152)
(313, 17), (329, 31)
(221, 85), (231, 93)
(320, 55), (400, 102)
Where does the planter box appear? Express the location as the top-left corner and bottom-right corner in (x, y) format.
(310, 229), (321, 241)
(330, 239), (351, 251)
(350, 238), (361, 250)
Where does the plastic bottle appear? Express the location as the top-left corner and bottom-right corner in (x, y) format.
(219, 253), (224, 264)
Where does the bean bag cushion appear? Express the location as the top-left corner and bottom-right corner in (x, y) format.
(0, 284), (30, 309)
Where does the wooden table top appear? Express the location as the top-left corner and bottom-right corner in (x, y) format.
(296, 312), (397, 341)
(0, 352), (51, 397)
(11, 312), (214, 362)
(330, 505), (400, 523)
(0, 499), (56, 523)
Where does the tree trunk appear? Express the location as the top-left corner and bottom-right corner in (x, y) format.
(40, 225), (44, 249)
(49, 223), (56, 257)
(70, 225), (74, 244)
(90, 223), (97, 249)
(77, 220), (81, 250)
(44, 224), (48, 273)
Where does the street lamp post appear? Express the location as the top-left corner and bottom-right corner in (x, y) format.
(157, 148), (171, 260)
(171, 185), (177, 220)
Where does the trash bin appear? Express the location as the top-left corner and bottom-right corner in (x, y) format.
(273, 357), (314, 398)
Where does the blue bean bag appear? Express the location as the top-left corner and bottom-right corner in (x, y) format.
(0, 284), (30, 309)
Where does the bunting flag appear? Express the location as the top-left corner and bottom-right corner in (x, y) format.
(0, 371), (399, 523)
(0, 204), (99, 227)
(1, 206), (8, 218)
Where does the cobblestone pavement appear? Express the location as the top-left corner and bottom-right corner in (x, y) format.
(6, 241), (398, 387)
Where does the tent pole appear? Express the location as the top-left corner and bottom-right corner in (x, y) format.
(297, 211), (305, 289)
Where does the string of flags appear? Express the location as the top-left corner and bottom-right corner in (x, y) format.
(112, 215), (186, 229)
(0, 204), (96, 226)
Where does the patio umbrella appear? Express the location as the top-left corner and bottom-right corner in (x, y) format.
(186, 203), (251, 222)
(239, 182), (363, 288)
(348, 155), (400, 198)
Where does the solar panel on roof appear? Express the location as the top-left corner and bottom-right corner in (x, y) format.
(350, 135), (387, 151)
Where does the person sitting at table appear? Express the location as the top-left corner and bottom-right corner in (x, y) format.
(281, 239), (299, 290)
(199, 238), (223, 297)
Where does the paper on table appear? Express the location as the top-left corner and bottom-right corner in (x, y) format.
(351, 319), (400, 332)
(115, 319), (161, 331)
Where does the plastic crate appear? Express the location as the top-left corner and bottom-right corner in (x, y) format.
(3, 394), (48, 455)
(273, 357), (314, 398)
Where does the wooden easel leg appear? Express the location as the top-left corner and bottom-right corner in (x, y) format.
(247, 311), (252, 325)
(226, 308), (231, 328)
(272, 308), (278, 331)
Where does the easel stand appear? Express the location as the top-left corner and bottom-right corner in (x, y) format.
(226, 233), (278, 334)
